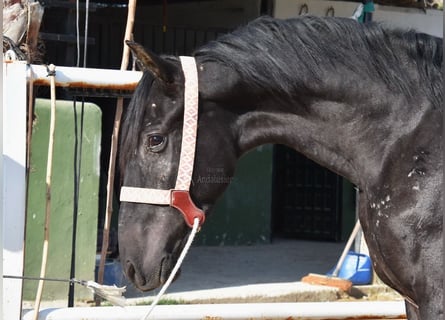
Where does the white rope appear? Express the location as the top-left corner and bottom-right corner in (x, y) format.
(83, 0), (90, 68)
(32, 64), (57, 320)
(139, 217), (200, 320)
(75, 0), (80, 67)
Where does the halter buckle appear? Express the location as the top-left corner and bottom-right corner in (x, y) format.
(170, 190), (205, 228)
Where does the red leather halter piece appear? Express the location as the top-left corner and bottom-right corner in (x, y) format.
(120, 56), (205, 228)
(171, 190), (205, 228)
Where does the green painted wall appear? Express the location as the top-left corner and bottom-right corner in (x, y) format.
(193, 144), (356, 245)
(195, 145), (273, 246)
(23, 99), (101, 301)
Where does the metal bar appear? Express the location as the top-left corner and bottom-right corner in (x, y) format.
(39, 32), (96, 45)
(24, 301), (407, 320)
(3, 275), (71, 283)
(40, 0), (101, 10)
(27, 64), (142, 91)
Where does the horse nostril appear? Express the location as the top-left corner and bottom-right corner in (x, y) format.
(125, 260), (136, 281)
(125, 260), (150, 289)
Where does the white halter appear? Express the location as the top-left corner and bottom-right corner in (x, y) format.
(120, 56), (205, 227)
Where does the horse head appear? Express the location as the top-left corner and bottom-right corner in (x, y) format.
(118, 41), (239, 291)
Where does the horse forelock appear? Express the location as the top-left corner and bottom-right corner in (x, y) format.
(119, 71), (155, 174)
(194, 15), (442, 108)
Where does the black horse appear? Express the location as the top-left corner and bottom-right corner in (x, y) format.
(118, 16), (442, 319)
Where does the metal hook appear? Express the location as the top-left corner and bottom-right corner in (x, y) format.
(299, 3), (309, 15)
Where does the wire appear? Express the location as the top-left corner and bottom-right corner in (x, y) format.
(76, 0), (80, 67)
(67, 97), (85, 307)
(4, 275), (73, 283)
(68, 0), (89, 305)
(4, 275), (126, 307)
(83, 0), (90, 67)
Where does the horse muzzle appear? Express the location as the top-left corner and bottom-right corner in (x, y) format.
(124, 254), (181, 291)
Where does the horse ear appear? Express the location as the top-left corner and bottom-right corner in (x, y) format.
(126, 40), (175, 83)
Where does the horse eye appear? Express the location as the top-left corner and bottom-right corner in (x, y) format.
(147, 134), (166, 152)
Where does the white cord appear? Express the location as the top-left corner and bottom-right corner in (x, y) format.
(83, 0), (90, 67)
(75, 0), (80, 67)
(140, 218), (200, 320)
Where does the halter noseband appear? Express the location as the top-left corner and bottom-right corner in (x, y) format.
(119, 56), (205, 228)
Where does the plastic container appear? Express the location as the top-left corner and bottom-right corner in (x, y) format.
(328, 251), (372, 285)
(95, 258), (124, 286)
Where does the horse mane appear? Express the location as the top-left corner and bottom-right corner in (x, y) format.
(120, 16), (442, 174)
(194, 15), (442, 107)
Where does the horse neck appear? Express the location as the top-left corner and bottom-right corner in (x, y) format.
(197, 59), (435, 190)
(232, 84), (433, 190)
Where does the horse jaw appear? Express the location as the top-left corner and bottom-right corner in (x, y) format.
(118, 203), (189, 291)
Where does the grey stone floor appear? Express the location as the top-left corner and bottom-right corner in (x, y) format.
(23, 238), (403, 311)
(124, 238), (346, 299)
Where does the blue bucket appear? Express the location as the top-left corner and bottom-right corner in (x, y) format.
(95, 258), (124, 286)
(327, 251), (372, 285)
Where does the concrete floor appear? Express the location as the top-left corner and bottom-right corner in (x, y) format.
(22, 238), (403, 313)
(122, 238), (401, 305)
(125, 238), (345, 298)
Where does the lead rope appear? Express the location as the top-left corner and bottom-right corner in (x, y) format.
(140, 217), (200, 320)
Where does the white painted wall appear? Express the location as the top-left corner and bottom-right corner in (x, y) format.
(2, 61), (27, 320)
(0, 41), (4, 320)
(274, 0), (443, 37)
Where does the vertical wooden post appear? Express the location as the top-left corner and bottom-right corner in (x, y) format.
(33, 64), (57, 320)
